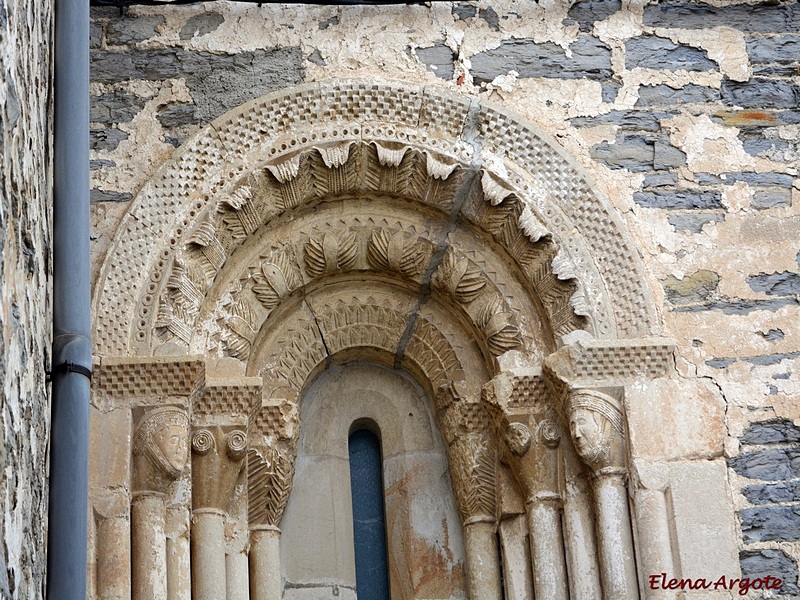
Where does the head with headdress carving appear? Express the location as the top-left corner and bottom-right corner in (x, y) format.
(133, 407), (190, 480)
(568, 389), (625, 468)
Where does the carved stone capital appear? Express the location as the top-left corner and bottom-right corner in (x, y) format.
(191, 426), (248, 511)
(567, 388), (627, 473)
(132, 407), (190, 493)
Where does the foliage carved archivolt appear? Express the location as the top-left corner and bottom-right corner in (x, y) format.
(432, 248), (486, 304)
(252, 250), (303, 310)
(303, 228), (358, 278)
(476, 296), (522, 356)
(366, 228), (428, 278)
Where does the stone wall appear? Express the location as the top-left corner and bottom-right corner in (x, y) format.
(89, 0), (800, 593)
(0, 0), (52, 597)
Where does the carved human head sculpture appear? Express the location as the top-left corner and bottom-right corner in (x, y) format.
(568, 389), (626, 470)
(132, 407), (190, 491)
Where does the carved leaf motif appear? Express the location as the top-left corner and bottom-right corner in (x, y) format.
(223, 299), (258, 360)
(448, 435), (496, 521)
(425, 152), (457, 180)
(167, 259), (206, 308)
(303, 229), (358, 278)
(481, 170), (513, 206)
(366, 228), (426, 277)
(518, 205), (550, 243)
(252, 251), (302, 310)
(552, 248), (577, 281)
(188, 221), (226, 274)
(373, 142), (408, 168)
(266, 154), (301, 184)
(318, 142), (354, 169)
(476, 297), (522, 356)
(154, 301), (192, 343)
(219, 186), (259, 240)
(248, 444), (297, 527)
(433, 249), (486, 304)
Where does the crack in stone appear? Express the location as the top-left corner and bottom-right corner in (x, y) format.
(394, 96), (484, 369)
(302, 296), (332, 369)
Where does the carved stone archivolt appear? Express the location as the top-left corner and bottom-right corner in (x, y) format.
(90, 80), (678, 600)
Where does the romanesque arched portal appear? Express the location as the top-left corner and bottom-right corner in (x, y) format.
(89, 80), (676, 600)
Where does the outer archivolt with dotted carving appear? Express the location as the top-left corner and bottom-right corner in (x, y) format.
(94, 80), (658, 361)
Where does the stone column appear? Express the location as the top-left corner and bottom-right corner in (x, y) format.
(130, 407), (190, 600)
(247, 401), (299, 600)
(568, 389), (639, 600)
(437, 384), (502, 600)
(94, 492), (131, 600)
(633, 467), (676, 599)
(166, 506), (191, 600)
(482, 380), (569, 600)
(190, 426), (248, 600)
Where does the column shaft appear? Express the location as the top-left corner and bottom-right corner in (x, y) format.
(463, 520), (503, 600)
(249, 527), (282, 600)
(96, 514), (131, 600)
(527, 498), (569, 600)
(635, 488), (677, 600)
(131, 494), (167, 600)
(166, 506), (191, 600)
(595, 475), (639, 600)
(191, 509), (228, 600)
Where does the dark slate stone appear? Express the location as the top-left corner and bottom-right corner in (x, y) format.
(626, 36), (717, 71)
(90, 159), (116, 170)
(180, 12), (224, 40)
(644, 172), (678, 187)
(694, 173), (722, 184)
(308, 49), (326, 67)
(470, 35), (612, 84)
(91, 7), (120, 18)
(566, 1), (622, 32)
(740, 549), (800, 595)
(636, 83), (719, 106)
(106, 16), (165, 45)
(318, 16), (339, 30)
(759, 329), (786, 342)
(713, 110), (787, 129)
(742, 136), (793, 159)
(643, 2), (800, 33)
(674, 296), (799, 315)
(92, 47), (304, 123)
(90, 90), (145, 124)
(753, 64), (800, 77)
(572, 110), (671, 132)
(90, 189), (133, 204)
(156, 103), (198, 128)
(452, 4), (477, 20)
(601, 82), (621, 103)
(90, 21), (103, 49)
(740, 505), (800, 543)
(722, 172), (794, 186)
(668, 213), (723, 233)
(633, 189), (722, 209)
(90, 128), (128, 151)
(744, 351), (800, 366)
(653, 141), (686, 170)
(730, 447), (800, 480)
(414, 43), (454, 80)
(747, 271), (800, 296)
(706, 358), (735, 369)
(753, 188), (793, 209)
(591, 135), (654, 171)
(722, 78), (800, 109)
(747, 35), (800, 64)
(479, 7), (500, 31)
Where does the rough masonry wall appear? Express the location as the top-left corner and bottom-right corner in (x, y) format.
(89, 0), (800, 592)
(0, 0), (52, 597)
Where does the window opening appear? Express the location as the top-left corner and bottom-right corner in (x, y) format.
(348, 428), (391, 599)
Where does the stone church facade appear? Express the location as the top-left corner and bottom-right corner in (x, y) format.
(1, 1), (799, 598)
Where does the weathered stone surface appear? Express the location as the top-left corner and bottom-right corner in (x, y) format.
(722, 78), (800, 109)
(626, 36), (717, 72)
(591, 134), (686, 171)
(106, 16), (164, 46)
(740, 506), (800, 543)
(156, 103), (199, 128)
(91, 189), (133, 204)
(722, 172), (795, 186)
(740, 549), (800, 595)
(470, 36), (612, 84)
(644, 172), (678, 187)
(601, 82), (621, 103)
(179, 12), (224, 40)
(636, 84), (719, 106)
(566, 1), (621, 32)
(662, 270), (719, 304)
(90, 159), (116, 171)
(479, 7), (500, 31)
(91, 47), (304, 122)
(753, 65), (800, 78)
(746, 35), (800, 63)
(741, 419), (800, 446)
(90, 128), (128, 151)
(742, 481), (800, 505)
(729, 448), (800, 481)
(91, 90), (145, 124)
(714, 110), (800, 129)
(643, 2), (800, 33)
(413, 43), (454, 80)
(572, 110), (672, 132)
(90, 21), (103, 48)
(451, 4), (476, 20)
(675, 297), (799, 315)
(742, 136), (794, 159)
(744, 351), (800, 366)
(754, 188), (793, 209)
(633, 190), (722, 209)
(668, 213), (723, 233)
(747, 272), (800, 296)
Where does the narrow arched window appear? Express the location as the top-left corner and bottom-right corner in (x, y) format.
(348, 428), (391, 599)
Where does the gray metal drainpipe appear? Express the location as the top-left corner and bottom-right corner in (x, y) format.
(46, 0), (91, 596)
